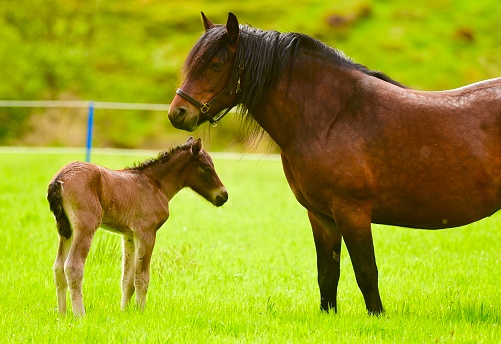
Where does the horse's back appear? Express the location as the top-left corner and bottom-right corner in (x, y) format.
(441, 76), (501, 94)
(431, 77), (501, 116)
(52, 161), (100, 178)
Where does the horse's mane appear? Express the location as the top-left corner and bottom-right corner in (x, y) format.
(184, 23), (406, 136)
(126, 143), (191, 171)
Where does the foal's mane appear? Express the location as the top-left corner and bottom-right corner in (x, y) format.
(127, 143), (191, 171)
(184, 23), (405, 132)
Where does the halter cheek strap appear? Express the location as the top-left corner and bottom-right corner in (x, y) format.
(175, 62), (244, 126)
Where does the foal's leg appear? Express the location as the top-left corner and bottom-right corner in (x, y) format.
(64, 214), (100, 316)
(308, 211), (342, 312)
(53, 235), (73, 314)
(334, 204), (383, 314)
(121, 235), (135, 309)
(133, 231), (156, 310)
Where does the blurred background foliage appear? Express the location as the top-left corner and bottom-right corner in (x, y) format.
(0, 0), (499, 152)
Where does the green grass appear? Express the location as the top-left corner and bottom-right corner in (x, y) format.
(1, 148), (501, 343)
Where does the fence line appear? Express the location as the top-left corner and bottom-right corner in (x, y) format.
(0, 100), (170, 111)
(0, 100), (171, 161)
(0, 146), (281, 161)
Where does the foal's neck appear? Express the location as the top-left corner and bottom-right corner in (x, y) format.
(142, 156), (188, 201)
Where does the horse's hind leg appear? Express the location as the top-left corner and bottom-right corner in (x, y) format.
(308, 211), (342, 312)
(133, 231), (156, 310)
(64, 216), (100, 316)
(53, 235), (72, 314)
(121, 235), (135, 309)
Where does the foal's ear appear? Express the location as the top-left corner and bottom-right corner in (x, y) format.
(226, 12), (239, 47)
(191, 138), (202, 155)
(201, 12), (215, 32)
(186, 136), (194, 145)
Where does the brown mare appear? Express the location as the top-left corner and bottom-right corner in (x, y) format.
(47, 137), (228, 316)
(168, 13), (501, 314)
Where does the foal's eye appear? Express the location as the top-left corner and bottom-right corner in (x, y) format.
(201, 166), (212, 173)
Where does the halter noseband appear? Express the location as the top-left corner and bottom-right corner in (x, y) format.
(176, 62), (244, 126)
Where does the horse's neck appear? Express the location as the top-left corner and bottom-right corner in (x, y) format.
(143, 159), (186, 200)
(252, 54), (362, 150)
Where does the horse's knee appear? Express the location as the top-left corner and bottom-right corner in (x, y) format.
(53, 260), (66, 280)
(64, 261), (84, 287)
(354, 268), (378, 292)
(134, 273), (149, 291)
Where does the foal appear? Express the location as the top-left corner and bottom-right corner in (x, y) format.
(47, 137), (228, 316)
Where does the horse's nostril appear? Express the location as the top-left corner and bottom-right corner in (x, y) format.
(176, 107), (187, 119)
(169, 106), (186, 121)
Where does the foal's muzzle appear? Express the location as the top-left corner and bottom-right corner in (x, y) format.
(214, 189), (229, 207)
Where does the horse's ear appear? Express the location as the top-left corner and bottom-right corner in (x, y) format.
(201, 12), (214, 32)
(186, 136), (194, 145)
(191, 138), (202, 155)
(226, 12), (239, 47)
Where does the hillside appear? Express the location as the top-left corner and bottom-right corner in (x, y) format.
(0, 0), (499, 151)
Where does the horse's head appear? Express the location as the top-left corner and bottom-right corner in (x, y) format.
(168, 12), (242, 131)
(184, 137), (228, 206)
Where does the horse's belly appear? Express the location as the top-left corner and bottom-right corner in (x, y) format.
(369, 143), (501, 229)
(101, 222), (134, 236)
(371, 189), (501, 229)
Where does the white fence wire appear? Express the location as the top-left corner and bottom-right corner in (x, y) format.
(0, 100), (171, 161)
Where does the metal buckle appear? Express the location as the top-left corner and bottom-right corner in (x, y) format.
(200, 104), (210, 113)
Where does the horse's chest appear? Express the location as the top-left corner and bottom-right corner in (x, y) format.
(285, 155), (374, 214)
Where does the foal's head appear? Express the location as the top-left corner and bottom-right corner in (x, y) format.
(183, 137), (228, 206)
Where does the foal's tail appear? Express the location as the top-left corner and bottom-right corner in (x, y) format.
(47, 178), (72, 239)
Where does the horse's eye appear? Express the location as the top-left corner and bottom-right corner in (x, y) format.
(211, 62), (223, 71)
(201, 165), (212, 173)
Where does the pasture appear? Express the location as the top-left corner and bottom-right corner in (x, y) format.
(1, 148), (501, 343)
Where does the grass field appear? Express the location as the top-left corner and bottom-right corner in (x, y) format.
(1, 148), (501, 343)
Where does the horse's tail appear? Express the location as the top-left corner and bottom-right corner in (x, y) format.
(47, 177), (72, 239)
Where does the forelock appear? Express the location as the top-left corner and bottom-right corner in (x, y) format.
(183, 25), (231, 79)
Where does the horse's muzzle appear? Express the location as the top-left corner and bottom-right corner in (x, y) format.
(168, 106), (198, 132)
(214, 189), (229, 207)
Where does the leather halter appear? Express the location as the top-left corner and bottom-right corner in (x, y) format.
(175, 62), (244, 126)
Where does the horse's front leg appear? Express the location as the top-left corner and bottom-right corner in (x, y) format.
(133, 231), (156, 310)
(121, 235), (135, 309)
(53, 235), (72, 314)
(308, 210), (342, 313)
(334, 203), (383, 314)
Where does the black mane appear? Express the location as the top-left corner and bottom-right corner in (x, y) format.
(184, 24), (405, 130)
(127, 142), (191, 171)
